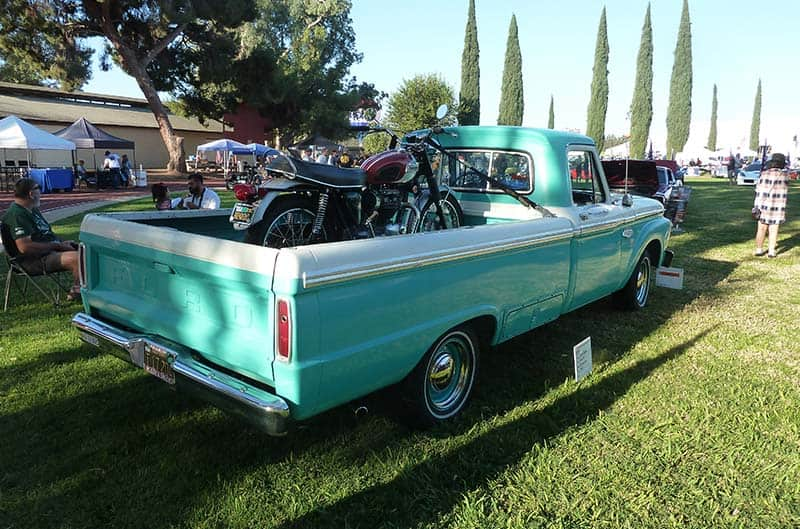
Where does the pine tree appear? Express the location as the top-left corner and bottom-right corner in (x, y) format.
(548, 95), (555, 129)
(750, 79), (762, 151)
(707, 84), (718, 151)
(586, 7), (609, 153)
(458, 0), (480, 125)
(497, 14), (524, 126)
(666, 0), (693, 159)
(629, 4), (653, 159)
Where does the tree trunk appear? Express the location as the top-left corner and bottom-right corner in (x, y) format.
(93, 4), (187, 173)
(121, 53), (186, 173)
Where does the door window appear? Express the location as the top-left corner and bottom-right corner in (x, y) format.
(568, 150), (605, 205)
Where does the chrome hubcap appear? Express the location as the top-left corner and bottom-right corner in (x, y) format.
(635, 257), (651, 305)
(426, 332), (473, 415)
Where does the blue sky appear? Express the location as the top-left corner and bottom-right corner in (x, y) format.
(84, 0), (800, 153)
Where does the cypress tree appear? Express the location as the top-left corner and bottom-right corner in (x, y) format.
(629, 4), (653, 159)
(707, 84), (718, 150)
(586, 7), (609, 153)
(458, 0), (480, 125)
(548, 95), (555, 129)
(497, 14), (523, 126)
(749, 79), (762, 151)
(666, 0), (693, 159)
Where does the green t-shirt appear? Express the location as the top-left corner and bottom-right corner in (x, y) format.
(1, 203), (57, 243)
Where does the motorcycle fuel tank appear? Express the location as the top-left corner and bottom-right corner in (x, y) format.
(361, 150), (418, 185)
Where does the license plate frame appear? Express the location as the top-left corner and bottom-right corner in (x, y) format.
(143, 342), (175, 385)
(230, 202), (255, 227)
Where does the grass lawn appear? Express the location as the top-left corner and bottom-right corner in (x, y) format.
(1, 179), (798, 528)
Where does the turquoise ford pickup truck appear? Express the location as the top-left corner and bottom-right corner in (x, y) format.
(73, 127), (673, 435)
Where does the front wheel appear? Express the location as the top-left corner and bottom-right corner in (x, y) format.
(244, 195), (328, 248)
(402, 325), (480, 427)
(614, 251), (653, 310)
(417, 194), (463, 232)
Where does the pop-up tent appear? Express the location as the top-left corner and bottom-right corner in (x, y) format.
(0, 115), (75, 166)
(54, 117), (135, 170)
(196, 138), (248, 175)
(243, 143), (279, 157)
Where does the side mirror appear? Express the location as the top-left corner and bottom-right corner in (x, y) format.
(621, 193), (634, 207)
(435, 104), (448, 120)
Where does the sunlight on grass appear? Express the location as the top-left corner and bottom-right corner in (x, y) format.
(1, 180), (798, 528)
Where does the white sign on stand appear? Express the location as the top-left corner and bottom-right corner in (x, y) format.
(655, 267), (684, 289)
(573, 337), (592, 382)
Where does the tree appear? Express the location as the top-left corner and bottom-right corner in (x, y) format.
(629, 3), (653, 159)
(180, 0), (373, 147)
(385, 74), (457, 134)
(586, 7), (609, 152)
(458, 0), (480, 125)
(750, 79), (762, 151)
(497, 14), (523, 126)
(547, 95), (555, 129)
(707, 84), (718, 151)
(0, 1), (92, 90)
(666, 0), (693, 159)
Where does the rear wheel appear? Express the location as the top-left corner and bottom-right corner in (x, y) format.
(402, 325), (479, 427)
(417, 194), (463, 232)
(244, 195), (327, 248)
(614, 251), (653, 310)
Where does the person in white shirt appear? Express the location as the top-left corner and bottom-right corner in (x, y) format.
(315, 147), (329, 165)
(102, 150), (122, 188)
(181, 173), (220, 209)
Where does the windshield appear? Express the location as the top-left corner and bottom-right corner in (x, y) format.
(744, 162), (761, 172)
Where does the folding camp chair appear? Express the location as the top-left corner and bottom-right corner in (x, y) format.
(1, 222), (70, 311)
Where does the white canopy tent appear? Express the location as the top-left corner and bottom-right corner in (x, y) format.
(196, 138), (248, 176)
(0, 115), (75, 167)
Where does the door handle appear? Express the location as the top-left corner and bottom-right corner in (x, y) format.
(622, 228), (633, 238)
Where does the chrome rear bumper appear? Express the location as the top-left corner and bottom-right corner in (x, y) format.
(72, 312), (290, 436)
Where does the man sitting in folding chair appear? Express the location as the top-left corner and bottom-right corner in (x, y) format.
(1, 178), (81, 306)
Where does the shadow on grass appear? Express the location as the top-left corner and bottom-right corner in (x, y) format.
(275, 327), (715, 529)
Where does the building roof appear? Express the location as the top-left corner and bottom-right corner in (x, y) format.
(0, 82), (222, 133)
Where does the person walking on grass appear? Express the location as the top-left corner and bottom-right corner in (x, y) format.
(753, 153), (789, 258)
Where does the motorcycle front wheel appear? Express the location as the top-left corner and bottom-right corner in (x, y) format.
(245, 195), (328, 248)
(417, 194), (463, 232)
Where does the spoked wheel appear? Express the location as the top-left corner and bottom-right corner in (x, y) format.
(402, 325), (479, 427)
(417, 194), (463, 232)
(614, 251), (653, 310)
(245, 196), (327, 248)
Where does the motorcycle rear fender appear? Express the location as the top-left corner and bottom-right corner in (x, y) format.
(250, 180), (318, 225)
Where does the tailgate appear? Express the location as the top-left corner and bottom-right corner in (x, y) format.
(79, 214), (281, 386)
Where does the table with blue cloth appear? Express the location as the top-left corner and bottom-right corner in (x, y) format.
(28, 168), (74, 193)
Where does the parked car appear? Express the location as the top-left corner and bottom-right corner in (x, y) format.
(737, 160), (761, 185)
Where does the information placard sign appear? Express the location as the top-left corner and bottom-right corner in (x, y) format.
(573, 337), (592, 382)
(655, 267), (684, 289)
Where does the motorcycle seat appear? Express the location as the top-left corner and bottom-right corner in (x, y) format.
(289, 157), (367, 188)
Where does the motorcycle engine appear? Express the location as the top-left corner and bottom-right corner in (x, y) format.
(361, 187), (404, 234)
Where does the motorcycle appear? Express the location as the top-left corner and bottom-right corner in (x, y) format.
(225, 166), (263, 190)
(230, 105), (464, 248)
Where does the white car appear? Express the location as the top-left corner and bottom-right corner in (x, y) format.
(737, 161), (761, 185)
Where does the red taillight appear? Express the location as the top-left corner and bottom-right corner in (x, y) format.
(276, 299), (291, 362)
(234, 183), (256, 201)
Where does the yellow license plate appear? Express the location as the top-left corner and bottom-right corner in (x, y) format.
(231, 203), (255, 224)
(143, 343), (175, 385)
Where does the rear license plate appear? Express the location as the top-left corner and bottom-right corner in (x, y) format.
(231, 202), (255, 226)
(143, 342), (175, 385)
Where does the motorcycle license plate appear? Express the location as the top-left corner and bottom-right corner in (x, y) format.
(143, 342), (175, 385)
(231, 202), (255, 226)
